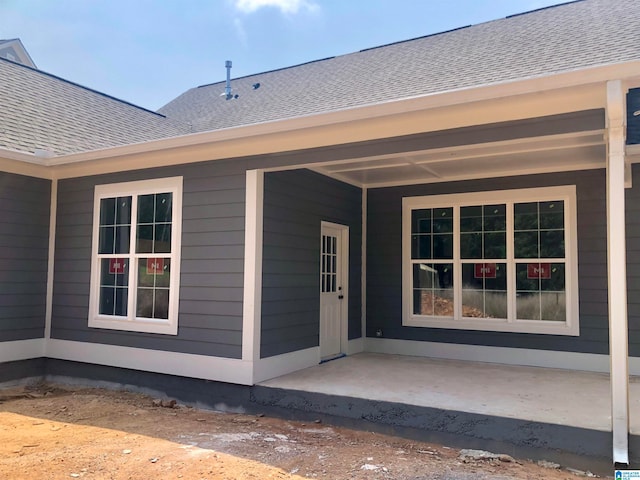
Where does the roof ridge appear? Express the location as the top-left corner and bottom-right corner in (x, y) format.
(359, 25), (473, 53)
(0, 56), (167, 118)
(193, 0), (584, 90)
(506, 0), (584, 18)
(196, 56), (336, 89)
(360, 0), (582, 53)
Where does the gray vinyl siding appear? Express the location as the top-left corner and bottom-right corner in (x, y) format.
(628, 88), (640, 145)
(51, 160), (247, 358)
(626, 164), (640, 357)
(261, 169), (362, 358)
(0, 172), (50, 341)
(367, 170), (609, 354)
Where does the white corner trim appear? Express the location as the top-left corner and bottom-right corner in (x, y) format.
(242, 170), (264, 366)
(364, 337), (612, 374)
(0, 339), (46, 363)
(253, 347), (320, 384)
(46, 339), (253, 385)
(44, 179), (57, 340)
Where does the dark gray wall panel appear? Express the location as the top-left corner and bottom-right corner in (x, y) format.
(367, 170), (609, 355)
(0, 172), (50, 341)
(261, 169), (362, 358)
(628, 88), (640, 145)
(51, 160), (248, 358)
(626, 164), (640, 357)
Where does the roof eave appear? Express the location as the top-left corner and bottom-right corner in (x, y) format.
(19, 60), (640, 170)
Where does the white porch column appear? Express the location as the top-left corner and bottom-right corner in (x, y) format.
(242, 169), (264, 375)
(606, 80), (630, 465)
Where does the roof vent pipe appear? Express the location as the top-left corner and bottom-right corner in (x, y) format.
(225, 60), (232, 100)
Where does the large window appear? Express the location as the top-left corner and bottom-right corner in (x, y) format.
(88, 177), (183, 335)
(402, 186), (578, 335)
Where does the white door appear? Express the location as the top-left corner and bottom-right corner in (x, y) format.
(319, 223), (347, 359)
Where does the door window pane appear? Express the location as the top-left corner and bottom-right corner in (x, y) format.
(321, 234), (338, 293)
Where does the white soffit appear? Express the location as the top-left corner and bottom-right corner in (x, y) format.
(315, 130), (606, 187)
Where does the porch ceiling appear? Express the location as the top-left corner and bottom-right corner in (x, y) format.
(312, 130), (606, 188)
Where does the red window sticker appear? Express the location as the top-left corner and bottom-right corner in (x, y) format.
(109, 258), (126, 274)
(474, 263), (496, 279)
(527, 263), (551, 279)
(147, 258), (165, 275)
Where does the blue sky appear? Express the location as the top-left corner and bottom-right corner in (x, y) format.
(2, 0), (561, 110)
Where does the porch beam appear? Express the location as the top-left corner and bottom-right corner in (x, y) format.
(606, 79), (630, 465)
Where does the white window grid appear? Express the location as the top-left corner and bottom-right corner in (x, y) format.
(88, 177), (183, 335)
(402, 186), (579, 336)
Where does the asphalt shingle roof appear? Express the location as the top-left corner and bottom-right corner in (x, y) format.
(159, 0), (640, 133)
(0, 58), (189, 156)
(3, 0), (639, 157)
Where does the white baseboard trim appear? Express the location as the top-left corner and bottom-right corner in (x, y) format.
(46, 339), (254, 385)
(254, 347), (319, 383)
(8, 337), (640, 385)
(365, 337), (614, 374)
(0, 339), (46, 363)
(347, 337), (364, 355)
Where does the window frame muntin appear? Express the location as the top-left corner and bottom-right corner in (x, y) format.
(88, 177), (183, 335)
(402, 185), (579, 336)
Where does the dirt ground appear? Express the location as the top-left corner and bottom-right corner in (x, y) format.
(0, 383), (603, 480)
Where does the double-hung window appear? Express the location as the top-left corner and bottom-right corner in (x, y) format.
(88, 177), (183, 335)
(402, 186), (578, 335)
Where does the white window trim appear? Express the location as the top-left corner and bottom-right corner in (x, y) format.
(402, 185), (579, 336)
(88, 176), (183, 335)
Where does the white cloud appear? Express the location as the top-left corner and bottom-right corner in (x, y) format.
(233, 0), (319, 15)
